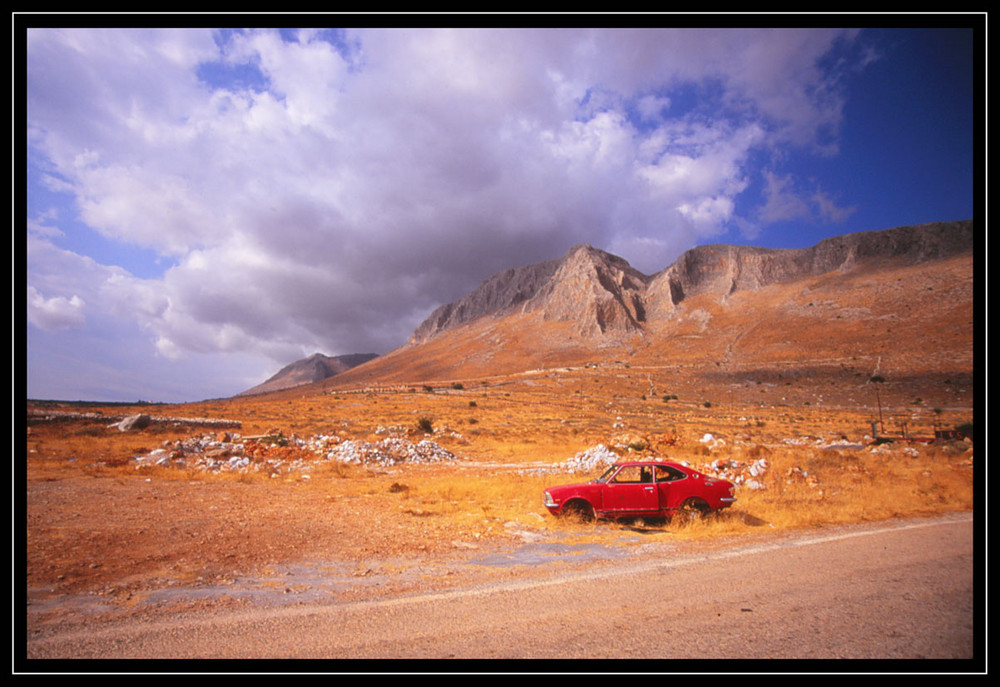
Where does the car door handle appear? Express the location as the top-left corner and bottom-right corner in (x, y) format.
(645, 487), (654, 492)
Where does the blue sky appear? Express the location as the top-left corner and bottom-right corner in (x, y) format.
(20, 20), (981, 402)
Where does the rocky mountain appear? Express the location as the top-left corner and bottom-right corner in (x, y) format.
(411, 220), (974, 343)
(239, 352), (378, 396)
(410, 257), (563, 344)
(267, 218), (974, 413)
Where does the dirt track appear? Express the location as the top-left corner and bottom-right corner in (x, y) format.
(23, 513), (977, 665)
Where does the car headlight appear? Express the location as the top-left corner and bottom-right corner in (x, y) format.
(543, 491), (558, 507)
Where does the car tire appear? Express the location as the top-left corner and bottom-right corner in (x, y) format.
(675, 498), (709, 524)
(563, 500), (595, 522)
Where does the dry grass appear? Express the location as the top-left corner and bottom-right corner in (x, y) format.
(26, 365), (975, 562)
(720, 443), (973, 531)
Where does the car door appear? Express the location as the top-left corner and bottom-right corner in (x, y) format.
(654, 464), (689, 510)
(603, 465), (660, 513)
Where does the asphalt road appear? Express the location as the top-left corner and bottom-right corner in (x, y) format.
(23, 514), (978, 668)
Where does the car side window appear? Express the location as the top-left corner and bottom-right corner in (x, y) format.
(655, 466), (686, 483)
(611, 466), (650, 483)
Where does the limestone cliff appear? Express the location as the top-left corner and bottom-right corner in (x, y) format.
(524, 244), (649, 337)
(410, 220), (974, 343)
(409, 257), (563, 344)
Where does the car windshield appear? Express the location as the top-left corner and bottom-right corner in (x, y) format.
(595, 465), (619, 483)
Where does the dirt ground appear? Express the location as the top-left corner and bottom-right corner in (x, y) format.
(25, 429), (524, 614)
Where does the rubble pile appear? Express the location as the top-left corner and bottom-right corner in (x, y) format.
(328, 437), (458, 466)
(699, 457), (770, 490)
(131, 430), (458, 474)
(132, 432), (319, 476)
(373, 425), (410, 436)
(562, 444), (620, 473)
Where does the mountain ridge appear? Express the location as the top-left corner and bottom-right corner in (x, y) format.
(412, 219), (974, 343)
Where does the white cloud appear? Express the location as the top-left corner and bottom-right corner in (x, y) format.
(757, 170), (856, 227)
(25, 26), (870, 399)
(27, 286), (86, 331)
(758, 171), (814, 224)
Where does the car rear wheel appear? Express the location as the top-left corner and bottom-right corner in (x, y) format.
(675, 498), (709, 524)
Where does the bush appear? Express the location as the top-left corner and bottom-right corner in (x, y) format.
(416, 417), (434, 434)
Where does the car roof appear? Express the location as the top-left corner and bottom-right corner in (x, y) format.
(613, 460), (685, 468)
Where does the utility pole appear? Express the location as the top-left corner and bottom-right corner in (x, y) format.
(870, 374), (886, 432)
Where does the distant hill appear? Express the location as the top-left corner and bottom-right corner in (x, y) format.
(238, 353), (378, 396)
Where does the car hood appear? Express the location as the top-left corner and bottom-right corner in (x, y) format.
(545, 480), (602, 495)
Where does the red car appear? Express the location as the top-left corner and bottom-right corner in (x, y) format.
(543, 460), (736, 521)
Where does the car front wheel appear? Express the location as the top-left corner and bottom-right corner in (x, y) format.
(562, 499), (595, 522)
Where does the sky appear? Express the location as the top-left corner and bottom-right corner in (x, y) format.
(20, 18), (981, 403)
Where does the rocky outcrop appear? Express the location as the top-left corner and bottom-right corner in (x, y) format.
(524, 244), (650, 336)
(239, 352), (379, 396)
(409, 257), (563, 344)
(410, 245), (653, 343)
(410, 219), (974, 343)
(647, 219), (974, 316)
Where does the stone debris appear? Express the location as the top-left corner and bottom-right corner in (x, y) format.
(132, 430), (459, 475)
(699, 457), (770, 490)
(27, 408), (241, 430)
(115, 413), (152, 432)
(699, 433), (727, 450)
(326, 437), (458, 466)
(562, 444), (620, 473)
(374, 424), (410, 436)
